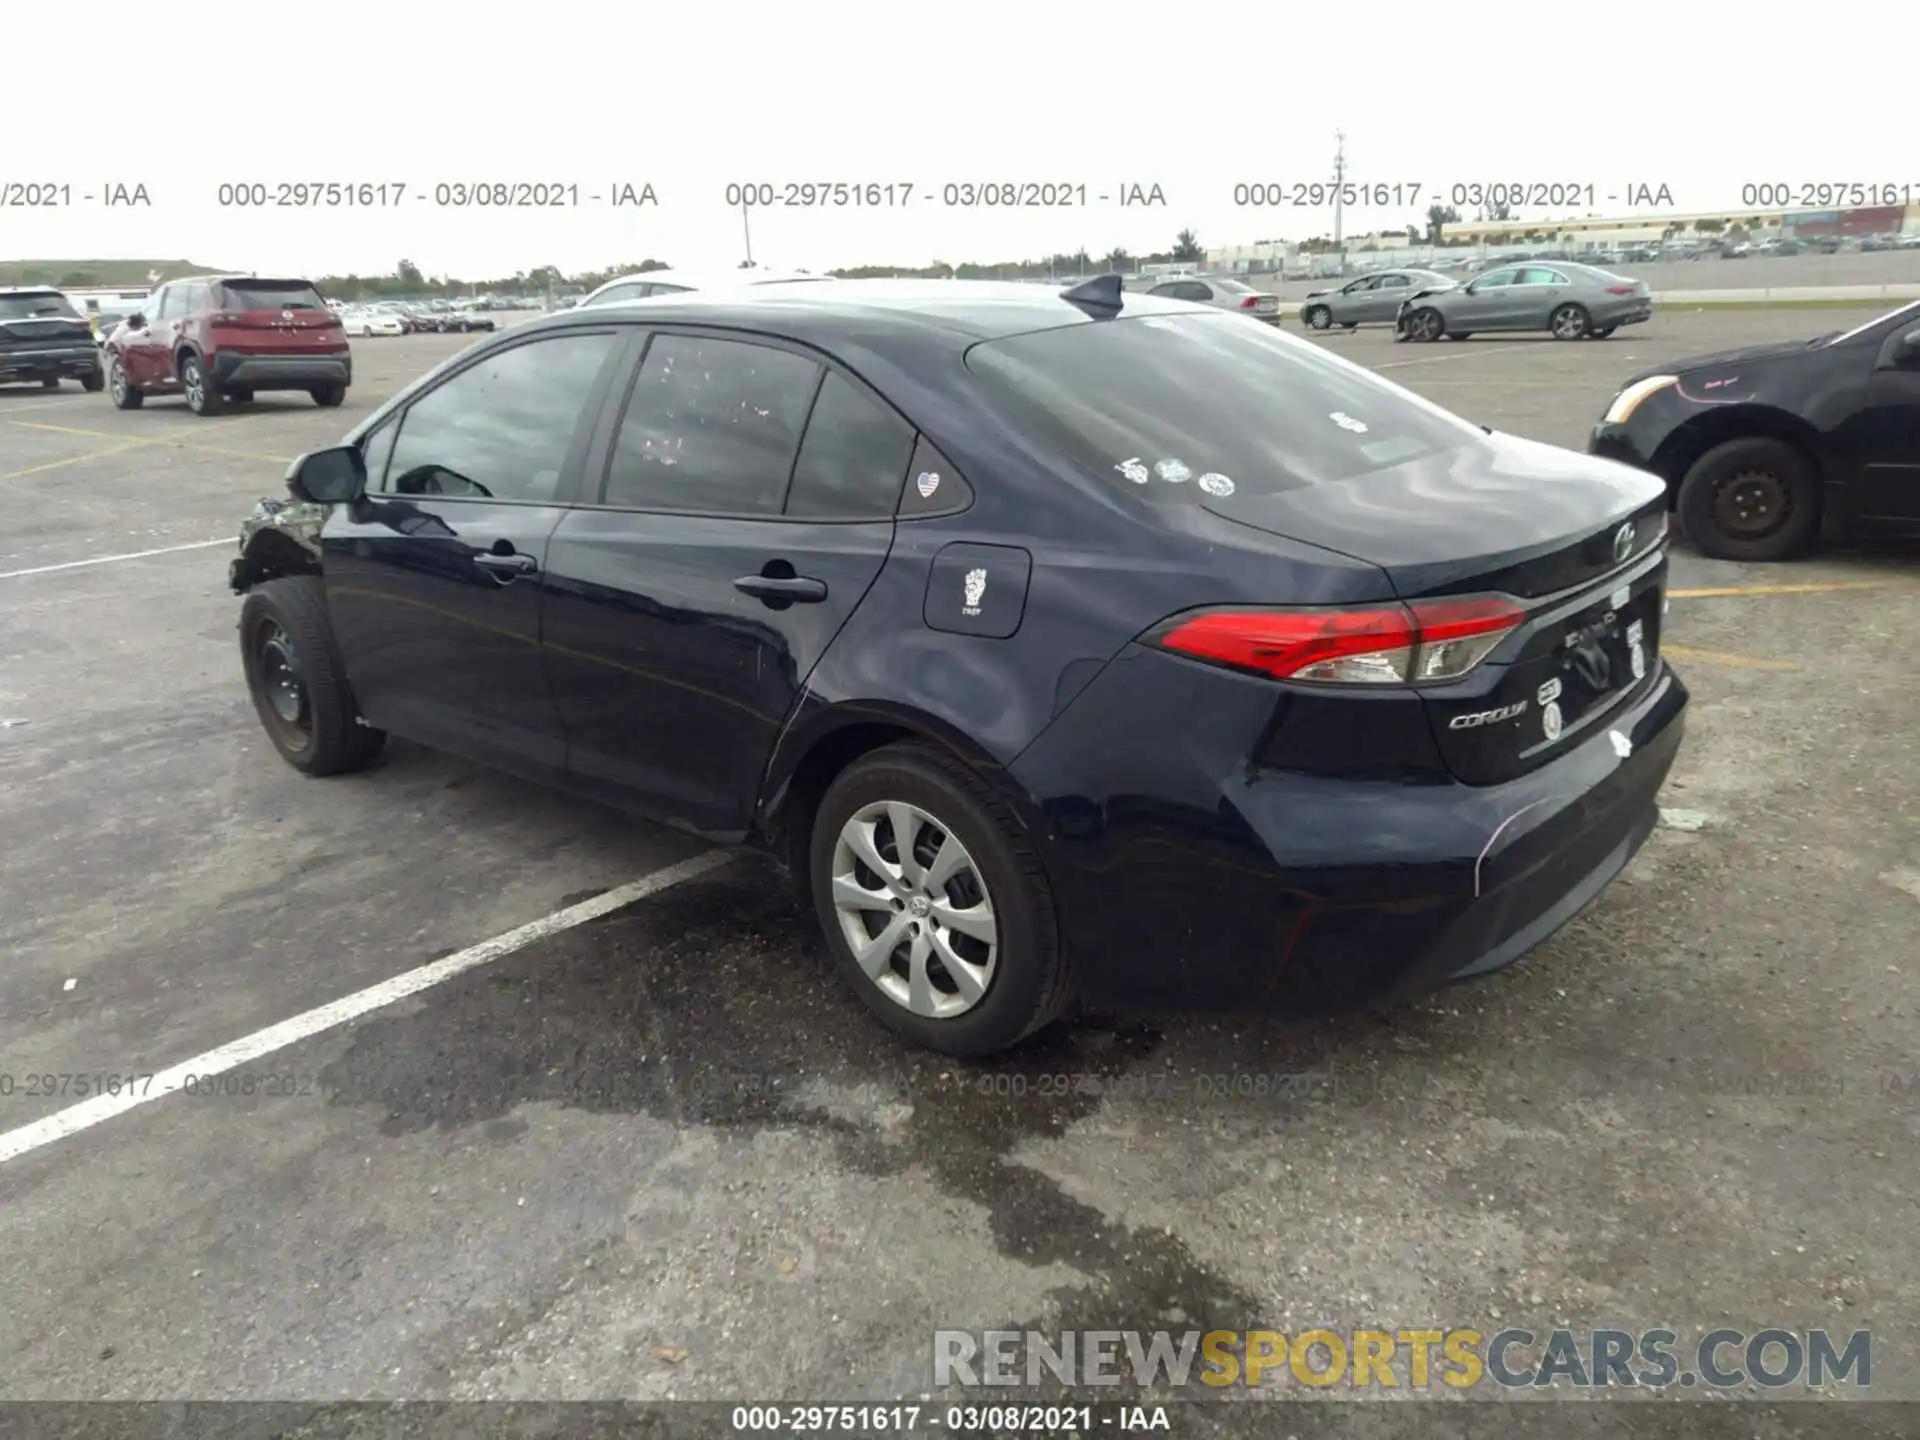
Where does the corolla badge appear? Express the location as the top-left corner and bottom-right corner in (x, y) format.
(962, 568), (988, 615)
(1449, 700), (1528, 730)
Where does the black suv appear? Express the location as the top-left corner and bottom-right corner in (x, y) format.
(0, 288), (104, 391)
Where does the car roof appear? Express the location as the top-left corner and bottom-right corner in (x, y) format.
(526, 278), (1211, 346)
(585, 267), (824, 298)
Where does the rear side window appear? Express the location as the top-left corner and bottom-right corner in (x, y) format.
(219, 280), (328, 311)
(0, 291), (79, 320)
(965, 310), (1481, 497)
(784, 372), (915, 519)
(602, 333), (821, 514)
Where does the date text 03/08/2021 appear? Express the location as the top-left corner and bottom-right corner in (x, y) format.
(722, 182), (1167, 209)
(728, 1403), (1171, 1432)
(209, 181), (658, 208)
(1228, 180), (1678, 209)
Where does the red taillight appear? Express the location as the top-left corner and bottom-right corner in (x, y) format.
(1605, 285), (1637, 295)
(1240, 295), (1260, 309)
(1150, 596), (1525, 686)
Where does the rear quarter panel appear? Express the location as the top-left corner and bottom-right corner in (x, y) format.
(758, 342), (1396, 816)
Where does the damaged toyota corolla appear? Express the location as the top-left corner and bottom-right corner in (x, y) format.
(228, 277), (1687, 1056)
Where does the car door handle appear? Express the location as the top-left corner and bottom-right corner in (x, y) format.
(734, 574), (827, 603)
(474, 552), (538, 576)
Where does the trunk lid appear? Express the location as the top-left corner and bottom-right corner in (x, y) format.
(1199, 431), (1667, 599)
(210, 279), (347, 354)
(1202, 432), (1671, 783)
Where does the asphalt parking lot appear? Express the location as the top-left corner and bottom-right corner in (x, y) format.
(1, 313), (1915, 1416)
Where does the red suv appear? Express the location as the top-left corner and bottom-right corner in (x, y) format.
(106, 275), (351, 416)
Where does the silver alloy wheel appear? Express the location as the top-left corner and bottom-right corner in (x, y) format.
(830, 799), (998, 1019)
(108, 360), (126, 403)
(183, 358), (205, 408)
(1551, 305), (1587, 339)
(1307, 306), (1331, 330)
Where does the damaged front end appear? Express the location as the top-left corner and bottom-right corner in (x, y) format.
(228, 496), (328, 593)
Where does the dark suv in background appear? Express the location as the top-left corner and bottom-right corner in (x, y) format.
(105, 276), (351, 416)
(0, 288), (103, 391)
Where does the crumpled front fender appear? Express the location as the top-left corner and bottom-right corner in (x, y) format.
(229, 497), (329, 593)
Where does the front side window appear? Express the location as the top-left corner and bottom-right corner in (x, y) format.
(601, 333), (821, 514)
(384, 333), (619, 502)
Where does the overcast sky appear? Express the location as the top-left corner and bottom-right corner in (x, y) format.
(14, 0), (1904, 279)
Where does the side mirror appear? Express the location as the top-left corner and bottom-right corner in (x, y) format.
(286, 445), (367, 505)
(1897, 327), (1920, 363)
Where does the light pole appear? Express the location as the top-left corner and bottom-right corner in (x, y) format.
(1332, 130), (1347, 269)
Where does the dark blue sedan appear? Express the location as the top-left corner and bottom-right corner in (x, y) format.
(229, 277), (1687, 1055)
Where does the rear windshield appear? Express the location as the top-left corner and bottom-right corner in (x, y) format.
(0, 292), (80, 320)
(1210, 278), (1255, 294)
(965, 310), (1482, 495)
(218, 280), (328, 311)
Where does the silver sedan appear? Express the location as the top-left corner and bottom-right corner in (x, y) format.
(1395, 261), (1653, 342)
(1298, 269), (1455, 330)
(1144, 276), (1283, 324)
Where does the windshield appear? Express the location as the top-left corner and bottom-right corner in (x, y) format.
(1826, 300), (1920, 348)
(0, 292), (81, 321)
(966, 310), (1482, 496)
(218, 280), (328, 311)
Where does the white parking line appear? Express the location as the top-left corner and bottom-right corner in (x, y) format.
(0, 538), (231, 580)
(0, 849), (733, 1166)
(1377, 343), (1538, 370)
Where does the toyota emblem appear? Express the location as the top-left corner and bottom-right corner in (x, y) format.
(1612, 522), (1634, 563)
(281, 310), (293, 322)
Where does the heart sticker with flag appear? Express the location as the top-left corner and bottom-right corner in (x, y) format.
(916, 472), (941, 498)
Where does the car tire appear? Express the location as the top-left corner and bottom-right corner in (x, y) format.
(1549, 303), (1591, 340)
(108, 357), (142, 409)
(311, 383), (346, 407)
(1408, 307), (1445, 342)
(1676, 436), (1821, 563)
(360, 325), (374, 338)
(181, 353), (223, 415)
(809, 742), (1071, 1057)
(80, 369), (104, 392)
(1303, 305), (1332, 330)
(1589, 327), (1616, 339)
(239, 576), (386, 776)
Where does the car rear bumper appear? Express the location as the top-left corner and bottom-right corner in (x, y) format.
(0, 346), (99, 381)
(1008, 645), (1688, 1016)
(210, 352), (351, 389)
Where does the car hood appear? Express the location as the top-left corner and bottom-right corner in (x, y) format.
(1629, 339), (1817, 385)
(1197, 429), (1665, 598)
